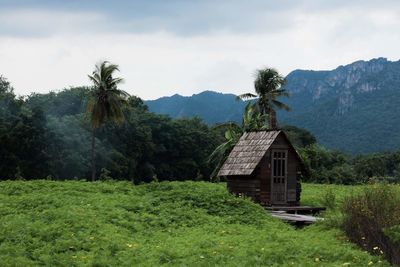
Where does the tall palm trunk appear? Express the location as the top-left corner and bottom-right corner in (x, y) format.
(258, 102), (267, 121)
(269, 109), (278, 129)
(91, 128), (96, 181)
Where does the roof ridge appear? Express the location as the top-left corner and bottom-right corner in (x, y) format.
(244, 129), (281, 132)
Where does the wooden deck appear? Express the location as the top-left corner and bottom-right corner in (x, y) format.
(265, 206), (326, 214)
(269, 211), (323, 224)
(265, 206), (326, 225)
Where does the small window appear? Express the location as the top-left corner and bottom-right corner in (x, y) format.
(277, 160), (281, 176)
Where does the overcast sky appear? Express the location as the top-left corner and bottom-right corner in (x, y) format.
(0, 0), (399, 99)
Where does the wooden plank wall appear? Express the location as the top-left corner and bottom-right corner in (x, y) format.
(287, 148), (299, 204)
(227, 177), (261, 202)
(256, 154), (271, 205)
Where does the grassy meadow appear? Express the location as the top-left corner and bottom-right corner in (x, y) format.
(0, 180), (395, 266)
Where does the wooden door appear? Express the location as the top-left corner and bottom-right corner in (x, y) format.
(271, 150), (287, 205)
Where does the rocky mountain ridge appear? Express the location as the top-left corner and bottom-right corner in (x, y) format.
(146, 58), (400, 154)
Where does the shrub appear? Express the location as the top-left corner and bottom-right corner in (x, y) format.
(99, 168), (112, 181)
(342, 184), (400, 265)
(321, 187), (336, 210)
(385, 225), (400, 244)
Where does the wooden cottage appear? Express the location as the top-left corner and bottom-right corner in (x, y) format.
(218, 130), (306, 206)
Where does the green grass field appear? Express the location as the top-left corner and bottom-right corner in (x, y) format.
(0, 181), (393, 266)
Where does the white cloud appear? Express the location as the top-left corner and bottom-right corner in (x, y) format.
(0, 9), (106, 37)
(0, 3), (400, 100)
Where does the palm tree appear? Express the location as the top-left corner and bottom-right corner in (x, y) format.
(208, 102), (267, 179)
(238, 68), (289, 129)
(87, 61), (129, 181)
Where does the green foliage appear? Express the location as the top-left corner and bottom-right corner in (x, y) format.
(0, 180), (390, 266)
(300, 183), (366, 209)
(385, 225), (400, 244)
(99, 168), (112, 181)
(0, 76), (221, 182)
(0, 75), (21, 118)
(26, 87), (90, 117)
(299, 144), (400, 184)
(241, 102), (268, 131)
(302, 183), (400, 265)
(0, 106), (57, 180)
(298, 144), (352, 183)
(14, 166), (24, 180)
(341, 184), (400, 265)
(321, 187), (336, 211)
(282, 125), (316, 148)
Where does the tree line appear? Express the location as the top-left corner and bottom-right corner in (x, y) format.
(1, 61), (400, 184)
(0, 73), (223, 182)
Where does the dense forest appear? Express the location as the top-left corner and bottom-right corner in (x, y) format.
(0, 75), (223, 182)
(1, 74), (400, 184)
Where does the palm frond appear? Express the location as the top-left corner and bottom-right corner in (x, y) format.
(213, 122), (242, 132)
(87, 61), (127, 128)
(272, 88), (290, 97)
(271, 99), (290, 111)
(236, 93), (257, 100)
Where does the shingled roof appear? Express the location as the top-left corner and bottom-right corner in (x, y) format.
(218, 130), (281, 176)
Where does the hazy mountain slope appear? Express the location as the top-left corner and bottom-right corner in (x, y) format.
(280, 57), (400, 153)
(146, 58), (400, 154)
(146, 91), (246, 124)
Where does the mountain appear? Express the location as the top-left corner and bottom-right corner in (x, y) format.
(281, 57), (400, 154)
(146, 91), (246, 124)
(146, 58), (400, 154)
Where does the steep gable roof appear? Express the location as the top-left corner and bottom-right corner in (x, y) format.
(218, 130), (281, 176)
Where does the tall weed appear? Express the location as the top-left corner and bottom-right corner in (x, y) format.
(342, 184), (400, 265)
